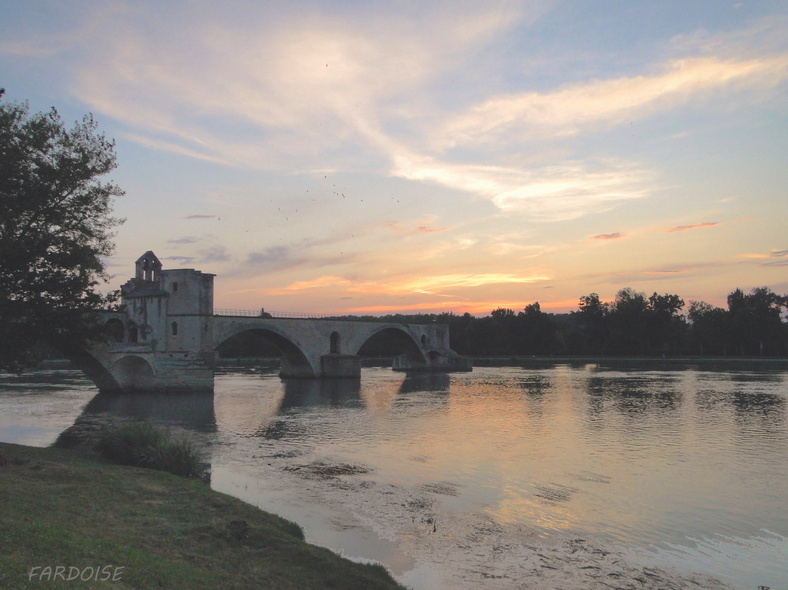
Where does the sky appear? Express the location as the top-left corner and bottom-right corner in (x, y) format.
(2, 0), (787, 316)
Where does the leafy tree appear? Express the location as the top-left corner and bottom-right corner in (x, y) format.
(687, 301), (729, 356)
(575, 293), (609, 353)
(490, 307), (518, 354)
(607, 288), (649, 355)
(0, 90), (124, 371)
(517, 302), (556, 355)
(727, 287), (787, 356)
(646, 292), (686, 355)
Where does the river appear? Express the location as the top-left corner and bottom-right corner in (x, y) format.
(1, 364), (785, 589)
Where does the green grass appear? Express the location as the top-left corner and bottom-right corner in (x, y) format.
(97, 422), (207, 480)
(0, 442), (407, 590)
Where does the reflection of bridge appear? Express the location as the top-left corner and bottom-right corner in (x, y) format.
(78, 252), (470, 393)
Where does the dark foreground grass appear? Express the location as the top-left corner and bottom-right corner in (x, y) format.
(0, 442), (406, 590)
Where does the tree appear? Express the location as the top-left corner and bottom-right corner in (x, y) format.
(0, 90), (124, 371)
(575, 293), (609, 354)
(608, 288), (649, 355)
(727, 287), (787, 356)
(687, 301), (729, 356)
(646, 292), (686, 355)
(517, 302), (557, 355)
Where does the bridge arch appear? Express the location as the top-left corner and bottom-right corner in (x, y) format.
(112, 356), (156, 391)
(354, 325), (428, 369)
(215, 326), (317, 378)
(67, 349), (124, 393)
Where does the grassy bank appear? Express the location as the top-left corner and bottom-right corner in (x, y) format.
(0, 442), (406, 590)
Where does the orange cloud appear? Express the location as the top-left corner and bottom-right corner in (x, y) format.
(267, 272), (551, 298)
(659, 221), (721, 232)
(266, 276), (353, 294)
(384, 221), (452, 234)
(349, 298), (581, 316)
(390, 273), (550, 294)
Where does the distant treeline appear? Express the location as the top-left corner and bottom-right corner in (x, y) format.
(358, 286), (788, 358)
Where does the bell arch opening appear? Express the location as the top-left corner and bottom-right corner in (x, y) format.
(330, 331), (341, 354)
(128, 322), (138, 343)
(215, 328), (316, 378)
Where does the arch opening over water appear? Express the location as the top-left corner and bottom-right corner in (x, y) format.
(356, 326), (428, 370)
(215, 327), (316, 378)
(112, 356), (156, 391)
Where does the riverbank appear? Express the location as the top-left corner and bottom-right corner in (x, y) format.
(0, 442), (406, 590)
(36, 355), (788, 374)
(471, 356), (788, 370)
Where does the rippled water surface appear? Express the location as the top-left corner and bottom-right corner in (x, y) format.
(1, 365), (786, 589)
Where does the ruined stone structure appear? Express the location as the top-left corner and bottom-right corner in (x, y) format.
(81, 252), (471, 392)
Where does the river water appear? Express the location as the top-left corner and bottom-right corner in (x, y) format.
(1, 365), (785, 589)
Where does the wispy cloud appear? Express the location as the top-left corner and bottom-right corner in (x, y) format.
(663, 221), (721, 233)
(764, 249), (788, 266)
(184, 214), (218, 220)
(266, 271), (550, 297)
(268, 276), (354, 294)
(394, 157), (653, 221)
(67, 2), (527, 171)
(167, 236), (202, 245)
(347, 296), (580, 315)
(389, 273), (550, 294)
(385, 220), (452, 235)
(246, 246), (303, 272)
(438, 55), (788, 146)
(592, 232), (627, 241)
(201, 245), (231, 263)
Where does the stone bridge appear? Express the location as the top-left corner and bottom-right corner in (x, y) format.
(76, 252), (470, 392)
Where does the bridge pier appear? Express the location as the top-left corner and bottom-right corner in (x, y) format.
(320, 354), (362, 378)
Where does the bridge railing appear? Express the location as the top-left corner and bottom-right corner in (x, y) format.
(214, 309), (331, 319)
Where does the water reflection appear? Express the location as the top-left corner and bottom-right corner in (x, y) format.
(397, 372), (451, 395)
(53, 389), (217, 449)
(731, 391), (785, 418)
(280, 377), (362, 410)
(516, 375), (552, 396)
(585, 373), (683, 417)
(80, 391), (217, 431)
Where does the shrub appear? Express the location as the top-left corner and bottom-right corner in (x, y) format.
(98, 422), (207, 480)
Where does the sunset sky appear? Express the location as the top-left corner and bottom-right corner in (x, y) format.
(2, 1), (786, 315)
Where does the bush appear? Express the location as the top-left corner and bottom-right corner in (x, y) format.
(98, 422), (207, 480)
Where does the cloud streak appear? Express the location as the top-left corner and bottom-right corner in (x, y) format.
(267, 272), (550, 297)
(438, 55), (788, 146)
(664, 221), (721, 233)
(394, 157), (653, 220)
